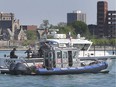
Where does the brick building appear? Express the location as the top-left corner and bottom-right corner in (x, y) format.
(0, 12), (29, 41)
(21, 25), (37, 31)
(97, 1), (108, 38)
(97, 1), (116, 38)
(0, 12), (20, 40)
(107, 11), (116, 38)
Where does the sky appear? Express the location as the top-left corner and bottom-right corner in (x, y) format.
(0, 0), (115, 26)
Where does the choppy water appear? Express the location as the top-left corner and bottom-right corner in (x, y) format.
(0, 51), (116, 87)
(0, 72), (115, 87)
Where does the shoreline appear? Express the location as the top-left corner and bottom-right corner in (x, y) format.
(0, 48), (26, 51)
(0, 46), (115, 51)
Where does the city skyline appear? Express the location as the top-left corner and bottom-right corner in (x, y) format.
(0, 0), (115, 26)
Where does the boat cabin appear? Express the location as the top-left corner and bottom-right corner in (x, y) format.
(43, 46), (80, 69)
(39, 39), (92, 52)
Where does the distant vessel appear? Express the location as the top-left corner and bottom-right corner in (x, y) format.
(38, 34), (115, 58)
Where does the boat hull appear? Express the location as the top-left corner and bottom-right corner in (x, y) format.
(36, 62), (108, 75)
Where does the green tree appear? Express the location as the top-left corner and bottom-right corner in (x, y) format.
(109, 39), (116, 46)
(69, 21), (90, 38)
(58, 25), (76, 38)
(91, 38), (113, 46)
(26, 30), (37, 40)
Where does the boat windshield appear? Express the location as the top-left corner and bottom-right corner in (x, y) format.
(72, 51), (78, 58)
(40, 41), (58, 47)
(62, 51), (68, 59)
(73, 44), (90, 51)
(57, 51), (62, 59)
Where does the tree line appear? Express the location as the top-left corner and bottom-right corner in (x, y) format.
(24, 20), (116, 46)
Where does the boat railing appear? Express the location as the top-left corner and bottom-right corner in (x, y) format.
(3, 56), (44, 69)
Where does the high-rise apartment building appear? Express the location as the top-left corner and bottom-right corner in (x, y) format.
(107, 11), (116, 38)
(97, 1), (116, 38)
(67, 11), (86, 24)
(97, 1), (108, 38)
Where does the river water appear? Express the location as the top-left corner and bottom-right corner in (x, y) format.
(0, 51), (115, 87)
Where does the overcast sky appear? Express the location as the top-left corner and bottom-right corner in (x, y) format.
(0, 0), (115, 26)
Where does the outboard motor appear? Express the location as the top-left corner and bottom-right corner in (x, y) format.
(9, 62), (31, 75)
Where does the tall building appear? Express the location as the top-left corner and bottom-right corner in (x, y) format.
(0, 12), (14, 29)
(0, 12), (20, 40)
(67, 11), (86, 24)
(97, 1), (116, 38)
(0, 12), (14, 40)
(107, 11), (116, 38)
(97, 1), (108, 38)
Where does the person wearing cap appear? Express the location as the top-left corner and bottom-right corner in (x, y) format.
(10, 48), (18, 58)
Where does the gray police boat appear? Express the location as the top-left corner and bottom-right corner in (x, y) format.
(8, 44), (108, 75)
